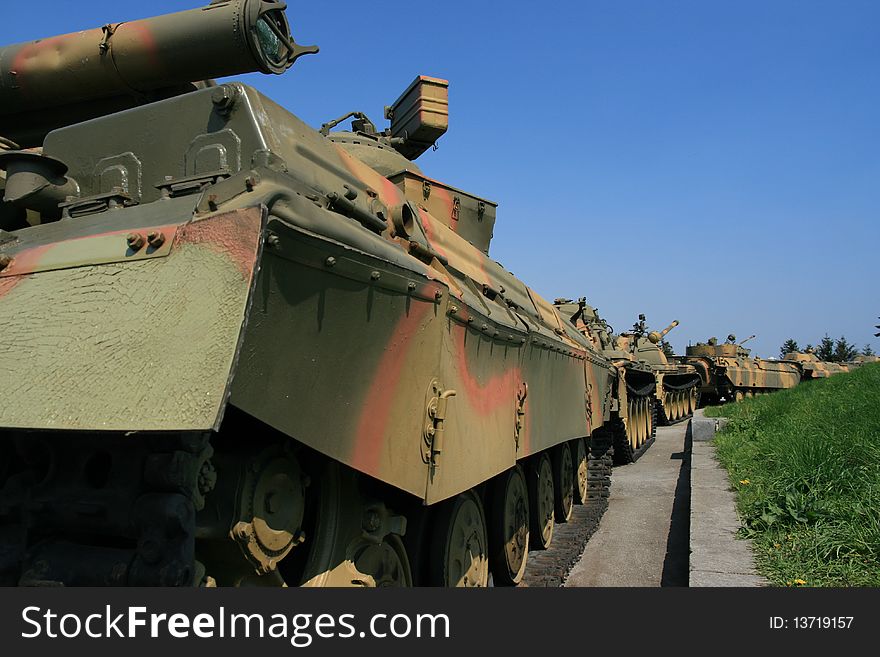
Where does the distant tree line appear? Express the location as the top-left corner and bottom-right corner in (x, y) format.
(779, 335), (874, 361)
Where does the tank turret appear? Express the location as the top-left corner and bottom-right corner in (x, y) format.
(624, 316), (701, 425)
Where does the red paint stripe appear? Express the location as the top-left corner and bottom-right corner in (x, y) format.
(0, 222), (182, 279)
(179, 211), (263, 279)
(452, 322), (519, 416)
(351, 300), (434, 473)
(118, 22), (161, 72)
(417, 207), (449, 261)
(331, 143), (406, 211)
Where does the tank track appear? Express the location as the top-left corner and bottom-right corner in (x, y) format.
(610, 417), (654, 465)
(662, 414), (691, 426)
(1, 431), (210, 586)
(5, 425), (617, 588)
(657, 405), (692, 426)
(520, 430), (613, 587)
(657, 383), (700, 426)
(610, 390), (656, 465)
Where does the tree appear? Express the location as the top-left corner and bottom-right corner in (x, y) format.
(862, 344), (875, 357)
(779, 338), (799, 359)
(875, 317), (879, 338)
(660, 339), (675, 358)
(832, 336), (858, 363)
(816, 334), (834, 361)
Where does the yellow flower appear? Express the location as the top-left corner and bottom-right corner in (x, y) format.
(739, 479), (751, 485)
(773, 543), (781, 549)
(794, 578), (807, 586)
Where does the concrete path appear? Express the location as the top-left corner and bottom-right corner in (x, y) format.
(689, 412), (767, 586)
(564, 421), (690, 587)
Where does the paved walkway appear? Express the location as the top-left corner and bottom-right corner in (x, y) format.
(563, 410), (769, 587)
(565, 421), (690, 586)
(689, 412), (767, 586)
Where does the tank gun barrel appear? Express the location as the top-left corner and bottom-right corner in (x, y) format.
(658, 320), (679, 339)
(0, 0), (317, 145)
(647, 319), (679, 344)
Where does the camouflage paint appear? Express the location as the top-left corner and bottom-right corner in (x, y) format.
(782, 351), (851, 380)
(0, 207), (265, 430)
(2, 72), (622, 513)
(681, 339), (801, 399)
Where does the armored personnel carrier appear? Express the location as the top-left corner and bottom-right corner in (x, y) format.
(781, 349), (850, 379)
(0, 0), (627, 587)
(846, 355), (879, 368)
(680, 335), (800, 404)
(555, 300), (656, 464)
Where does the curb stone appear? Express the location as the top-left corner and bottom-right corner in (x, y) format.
(688, 411), (769, 587)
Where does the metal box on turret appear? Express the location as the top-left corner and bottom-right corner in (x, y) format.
(389, 170), (497, 254)
(387, 75), (449, 159)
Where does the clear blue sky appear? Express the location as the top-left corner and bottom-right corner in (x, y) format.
(5, 0), (878, 357)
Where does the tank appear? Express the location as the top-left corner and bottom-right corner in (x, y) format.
(555, 299), (657, 465)
(781, 349), (851, 379)
(679, 335), (801, 404)
(0, 1), (626, 587)
(845, 354), (880, 368)
(626, 315), (702, 425)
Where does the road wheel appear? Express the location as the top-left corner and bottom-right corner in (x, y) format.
(571, 438), (589, 505)
(551, 442), (574, 522)
(429, 490), (489, 587)
(488, 465), (529, 586)
(350, 534), (412, 587)
(528, 452), (554, 550)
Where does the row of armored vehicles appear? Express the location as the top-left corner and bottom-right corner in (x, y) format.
(677, 335), (872, 404)
(0, 0), (685, 588)
(0, 0), (868, 588)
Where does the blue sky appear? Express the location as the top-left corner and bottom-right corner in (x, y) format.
(5, 0), (878, 357)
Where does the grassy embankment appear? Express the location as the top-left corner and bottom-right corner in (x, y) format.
(704, 363), (880, 586)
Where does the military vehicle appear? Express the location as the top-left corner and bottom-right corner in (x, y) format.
(846, 354), (880, 368)
(624, 315), (701, 426)
(781, 349), (850, 380)
(679, 335), (800, 404)
(0, 0), (632, 587)
(555, 300), (656, 465)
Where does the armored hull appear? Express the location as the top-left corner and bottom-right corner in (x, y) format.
(0, 1), (625, 587)
(680, 340), (801, 404)
(554, 301), (658, 465)
(782, 351), (851, 380)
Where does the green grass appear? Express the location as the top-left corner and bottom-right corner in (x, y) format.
(702, 404), (724, 418)
(709, 363), (880, 586)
